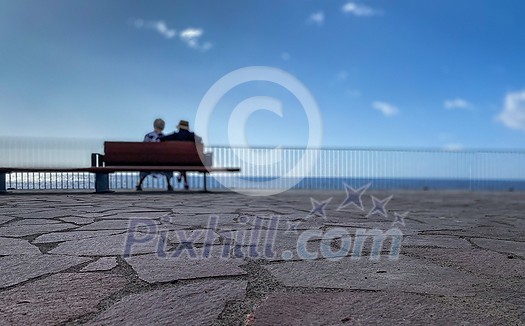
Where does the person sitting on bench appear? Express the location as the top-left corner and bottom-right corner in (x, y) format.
(136, 118), (174, 191)
(160, 120), (202, 190)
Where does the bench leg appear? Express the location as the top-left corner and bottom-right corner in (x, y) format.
(0, 172), (6, 193)
(95, 173), (111, 193)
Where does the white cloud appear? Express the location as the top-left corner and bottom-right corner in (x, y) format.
(497, 90), (525, 132)
(133, 19), (212, 52)
(372, 101), (398, 117)
(180, 28), (203, 40)
(179, 28), (213, 51)
(133, 19), (177, 39)
(308, 11), (325, 26)
(154, 21), (177, 39)
(342, 2), (380, 17)
(443, 143), (464, 151)
(444, 98), (472, 110)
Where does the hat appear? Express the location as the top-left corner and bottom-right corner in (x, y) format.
(177, 120), (189, 130)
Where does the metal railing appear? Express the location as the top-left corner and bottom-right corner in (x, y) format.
(1, 137), (525, 191)
(207, 146), (525, 191)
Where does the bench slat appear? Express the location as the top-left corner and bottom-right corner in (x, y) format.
(104, 141), (204, 166)
(88, 166), (240, 173)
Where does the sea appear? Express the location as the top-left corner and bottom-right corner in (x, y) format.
(4, 173), (525, 192)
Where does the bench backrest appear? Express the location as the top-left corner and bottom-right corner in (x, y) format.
(103, 141), (205, 166)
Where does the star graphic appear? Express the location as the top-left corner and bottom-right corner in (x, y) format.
(309, 197), (332, 219)
(367, 195), (393, 218)
(392, 211), (408, 227)
(337, 183), (371, 211)
(284, 221), (299, 234)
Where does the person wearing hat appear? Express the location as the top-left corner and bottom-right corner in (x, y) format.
(160, 120), (202, 142)
(160, 120), (202, 189)
(136, 118), (174, 191)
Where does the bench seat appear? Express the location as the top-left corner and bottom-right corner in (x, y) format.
(0, 167), (240, 173)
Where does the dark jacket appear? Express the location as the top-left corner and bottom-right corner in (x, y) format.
(160, 129), (202, 143)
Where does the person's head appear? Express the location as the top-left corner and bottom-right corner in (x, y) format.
(153, 118), (165, 132)
(177, 120), (190, 131)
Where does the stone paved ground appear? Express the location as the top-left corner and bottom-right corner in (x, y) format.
(0, 189), (524, 325)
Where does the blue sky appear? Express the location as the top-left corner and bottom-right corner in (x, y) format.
(1, 0), (525, 150)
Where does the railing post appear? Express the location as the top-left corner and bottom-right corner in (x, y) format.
(95, 173), (110, 193)
(0, 172), (6, 193)
(203, 172), (208, 192)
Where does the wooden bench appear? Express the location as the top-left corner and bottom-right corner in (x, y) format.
(0, 141), (240, 193)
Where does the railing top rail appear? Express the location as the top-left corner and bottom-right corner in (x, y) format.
(206, 145), (525, 154)
(1, 136), (524, 154)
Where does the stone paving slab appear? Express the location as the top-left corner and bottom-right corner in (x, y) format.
(88, 280), (247, 325)
(100, 208), (171, 215)
(321, 221), (420, 236)
(0, 209), (45, 216)
(0, 222), (78, 237)
(404, 248), (525, 278)
(252, 291), (508, 325)
(0, 273), (127, 326)
(97, 212), (171, 220)
(6, 218), (62, 226)
(165, 214), (243, 229)
(76, 219), (159, 231)
(60, 216), (96, 225)
(48, 233), (161, 256)
(263, 255), (488, 296)
(0, 255), (90, 288)
(402, 234), (472, 249)
(472, 238), (525, 258)
(419, 225), (525, 242)
(71, 212), (118, 219)
(0, 237), (41, 255)
(0, 216), (16, 225)
(80, 257), (118, 272)
(125, 252), (247, 283)
(33, 230), (126, 244)
(166, 228), (221, 245)
(6, 210), (79, 219)
(220, 229), (325, 262)
(0, 190), (523, 325)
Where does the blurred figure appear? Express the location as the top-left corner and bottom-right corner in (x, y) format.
(136, 118), (174, 191)
(160, 120), (202, 190)
(160, 120), (202, 142)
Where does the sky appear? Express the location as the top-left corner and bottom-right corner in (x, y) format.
(1, 0), (525, 150)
